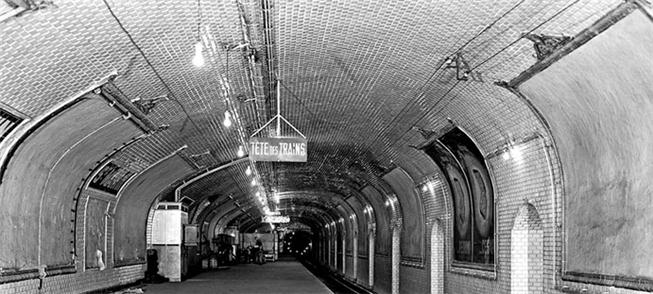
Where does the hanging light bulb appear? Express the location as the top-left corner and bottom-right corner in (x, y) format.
(223, 111), (232, 127)
(251, 178), (257, 186)
(245, 166), (251, 176)
(237, 145), (244, 157)
(192, 41), (205, 67)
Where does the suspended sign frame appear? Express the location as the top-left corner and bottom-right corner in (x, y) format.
(263, 215), (290, 223)
(249, 136), (306, 162)
(249, 81), (307, 162)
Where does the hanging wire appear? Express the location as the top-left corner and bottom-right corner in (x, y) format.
(472, 0), (582, 71)
(274, 0), (471, 173)
(101, 0), (203, 135)
(202, 13), (271, 214)
(196, 0), (202, 42)
(363, 0), (530, 154)
(283, 1), (517, 174)
(464, 1), (559, 66)
(480, 0), (606, 75)
(379, 0), (585, 154)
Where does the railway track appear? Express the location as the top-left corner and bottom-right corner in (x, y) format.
(301, 259), (375, 294)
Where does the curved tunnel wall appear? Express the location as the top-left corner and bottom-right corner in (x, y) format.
(518, 7), (653, 285)
(0, 98), (138, 269)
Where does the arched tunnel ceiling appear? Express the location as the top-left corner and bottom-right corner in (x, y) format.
(205, 190), (355, 232)
(0, 0), (623, 229)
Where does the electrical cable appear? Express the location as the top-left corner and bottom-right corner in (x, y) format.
(205, 22), (271, 214)
(274, 1), (470, 173)
(465, 1), (559, 64)
(101, 0), (203, 135)
(380, 0), (584, 153)
(449, 0), (564, 83)
(471, 0), (582, 71)
(363, 0), (530, 155)
(479, 0), (602, 77)
(196, 0), (201, 42)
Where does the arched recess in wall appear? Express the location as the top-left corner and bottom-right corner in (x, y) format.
(346, 193), (369, 287)
(430, 219), (444, 294)
(336, 220), (344, 273)
(0, 95), (141, 275)
(327, 224), (336, 269)
(419, 126), (496, 269)
(510, 203), (543, 294)
(334, 204), (351, 277)
(112, 152), (194, 266)
(383, 167), (426, 268)
(360, 184), (397, 294)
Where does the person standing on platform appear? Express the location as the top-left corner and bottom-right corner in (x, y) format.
(255, 238), (264, 265)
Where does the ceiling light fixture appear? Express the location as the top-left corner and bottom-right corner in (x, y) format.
(237, 145), (245, 157)
(251, 179), (257, 186)
(192, 42), (205, 67)
(245, 166), (251, 176)
(192, 0), (204, 67)
(223, 111), (232, 127)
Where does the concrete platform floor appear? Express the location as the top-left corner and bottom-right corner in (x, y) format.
(142, 261), (334, 294)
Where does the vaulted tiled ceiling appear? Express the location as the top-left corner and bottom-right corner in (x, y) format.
(0, 0), (620, 225)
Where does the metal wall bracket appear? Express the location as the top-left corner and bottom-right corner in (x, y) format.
(522, 33), (573, 61)
(131, 94), (169, 115)
(445, 52), (472, 81)
(443, 52), (485, 82)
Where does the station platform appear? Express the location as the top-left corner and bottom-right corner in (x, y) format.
(142, 261), (333, 294)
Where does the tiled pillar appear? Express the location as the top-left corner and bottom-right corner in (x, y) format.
(328, 232), (333, 269)
(369, 231), (375, 288)
(333, 233), (337, 271)
(342, 237), (346, 275)
(391, 226), (400, 294)
(353, 231), (358, 282)
(430, 220), (444, 294)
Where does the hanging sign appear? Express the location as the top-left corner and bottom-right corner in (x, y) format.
(262, 215), (290, 223)
(249, 137), (307, 162)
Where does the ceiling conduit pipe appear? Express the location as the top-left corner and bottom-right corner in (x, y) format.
(235, 0), (266, 124)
